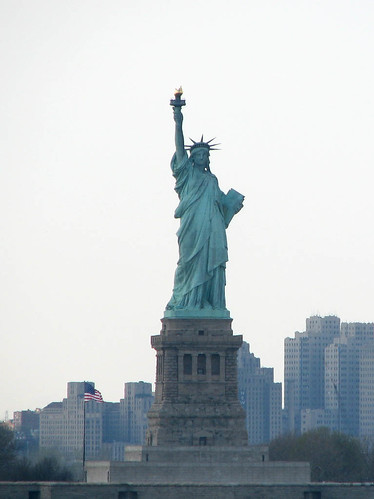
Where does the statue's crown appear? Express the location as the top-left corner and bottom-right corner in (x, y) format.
(186, 135), (220, 153)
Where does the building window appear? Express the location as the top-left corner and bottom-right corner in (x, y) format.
(199, 436), (207, 446)
(183, 354), (192, 375)
(157, 354), (164, 376)
(197, 354), (206, 375)
(211, 354), (220, 375)
(303, 493), (321, 499)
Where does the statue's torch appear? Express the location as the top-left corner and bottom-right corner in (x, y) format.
(170, 87), (186, 107)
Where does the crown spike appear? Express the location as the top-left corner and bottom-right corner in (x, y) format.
(186, 136), (221, 153)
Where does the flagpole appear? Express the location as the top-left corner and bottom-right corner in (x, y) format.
(82, 383), (103, 482)
(83, 397), (86, 481)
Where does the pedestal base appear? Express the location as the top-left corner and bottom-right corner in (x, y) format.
(147, 317), (248, 447)
(85, 446), (311, 485)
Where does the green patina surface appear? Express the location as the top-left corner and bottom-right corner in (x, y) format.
(165, 91), (244, 319)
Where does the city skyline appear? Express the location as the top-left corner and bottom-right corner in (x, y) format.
(1, 1), (374, 419)
(5, 314), (374, 422)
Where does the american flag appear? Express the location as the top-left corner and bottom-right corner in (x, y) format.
(84, 383), (103, 403)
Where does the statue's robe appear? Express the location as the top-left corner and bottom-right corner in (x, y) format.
(166, 152), (229, 311)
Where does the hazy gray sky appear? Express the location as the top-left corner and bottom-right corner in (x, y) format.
(1, 0), (373, 419)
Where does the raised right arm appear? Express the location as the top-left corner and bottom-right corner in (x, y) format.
(173, 107), (185, 164)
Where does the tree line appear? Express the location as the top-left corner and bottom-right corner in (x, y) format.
(3, 422), (374, 482)
(0, 423), (73, 481)
(270, 427), (374, 482)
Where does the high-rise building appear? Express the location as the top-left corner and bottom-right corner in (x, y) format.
(120, 381), (154, 444)
(39, 402), (64, 451)
(238, 342), (282, 444)
(39, 382), (121, 460)
(13, 409), (40, 456)
(284, 315), (340, 433)
(359, 341), (374, 438)
(284, 316), (374, 436)
(324, 336), (357, 435)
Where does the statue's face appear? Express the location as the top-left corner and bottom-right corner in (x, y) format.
(192, 148), (210, 170)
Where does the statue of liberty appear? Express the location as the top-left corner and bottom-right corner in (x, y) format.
(165, 89), (244, 319)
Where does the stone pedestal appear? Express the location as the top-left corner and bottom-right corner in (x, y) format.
(146, 317), (248, 447)
(86, 318), (312, 488)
